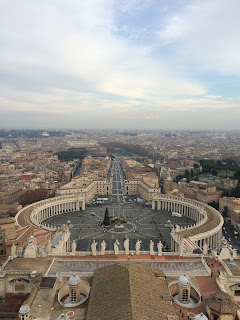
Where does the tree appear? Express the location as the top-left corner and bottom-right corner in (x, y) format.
(211, 169), (218, 176)
(209, 201), (219, 210)
(223, 206), (228, 218)
(103, 207), (110, 226)
(106, 144), (115, 153)
(19, 188), (48, 206)
(185, 169), (190, 182)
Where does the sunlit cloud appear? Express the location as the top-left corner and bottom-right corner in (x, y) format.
(0, 0), (239, 129)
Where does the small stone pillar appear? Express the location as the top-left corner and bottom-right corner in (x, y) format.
(19, 304), (30, 320)
(68, 275), (81, 303)
(178, 275), (191, 304)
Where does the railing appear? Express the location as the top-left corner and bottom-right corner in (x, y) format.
(49, 250), (183, 257)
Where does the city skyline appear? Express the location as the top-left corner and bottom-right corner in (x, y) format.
(1, 0), (240, 130)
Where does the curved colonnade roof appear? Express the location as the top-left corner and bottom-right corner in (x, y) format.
(176, 202), (222, 238)
(17, 204), (38, 228)
(17, 195), (223, 241)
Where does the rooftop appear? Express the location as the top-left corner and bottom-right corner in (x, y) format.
(86, 263), (177, 320)
(177, 203), (222, 238)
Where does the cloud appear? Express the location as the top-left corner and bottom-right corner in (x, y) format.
(0, 0), (239, 129)
(0, 0), (209, 114)
(158, 0), (240, 76)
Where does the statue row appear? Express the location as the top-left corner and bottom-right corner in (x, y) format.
(72, 239), (163, 256)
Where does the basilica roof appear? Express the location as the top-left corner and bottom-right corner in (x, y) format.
(86, 263), (177, 320)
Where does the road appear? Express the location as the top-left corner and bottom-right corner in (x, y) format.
(223, 223), (240, 253)
(110, 159), (124, 203)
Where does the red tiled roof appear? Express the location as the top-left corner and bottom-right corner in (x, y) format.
(0, 293), (29, 313)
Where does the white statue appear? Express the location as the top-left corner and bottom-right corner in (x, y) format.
(72, 240), (77, 254)
(91, 240), (98, 256)
(38, 246), (46, 257)
(24, 236), (37, 258)
(218, 237), (232, 260)
(175, 224), (180, 232)
(149, 240), (154, 255)
(179, 242), (184, 256)
(233, 249), (238, 259)
(203, 241), (208, 255)
(114, 239), (120, 255)
(135, 239), (141, 255)
(46, 239), (52, 254)
(17, 247), (23, 257)
(124, 238), (129, 255)
(157, 241), (163, 256)
(101, 240), (107, 255)
(11, 242), (17, 258)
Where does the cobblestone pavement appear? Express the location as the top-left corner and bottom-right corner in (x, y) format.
(43, 202), (195, 251)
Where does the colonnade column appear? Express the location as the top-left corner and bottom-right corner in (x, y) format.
(152, 200), (155, 210)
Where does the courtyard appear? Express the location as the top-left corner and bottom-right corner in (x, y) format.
(43, 202), (195, 252)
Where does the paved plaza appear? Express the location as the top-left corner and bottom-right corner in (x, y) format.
(43, 202), (195, 252)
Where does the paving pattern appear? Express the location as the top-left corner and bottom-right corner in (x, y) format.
(43, 203), (195, 251)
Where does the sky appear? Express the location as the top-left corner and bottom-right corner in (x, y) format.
(0, 0), (240, 130)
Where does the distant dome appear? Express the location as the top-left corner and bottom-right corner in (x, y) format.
(194, 313), (208, 320)
(19, 304), (30, 315)
(68, 274), (81, 286)
(57, 314), (70, 320)
(178, 275), (191, 286)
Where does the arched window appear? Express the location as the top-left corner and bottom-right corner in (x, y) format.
(70, 288), (77, 302)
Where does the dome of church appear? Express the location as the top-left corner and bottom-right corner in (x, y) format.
(57, 314), (70, 320)
(194, 313), (208, 320)
(19, 304), (30, 315)
(178, 275), (191, 286)
(68, 274), (81, 286)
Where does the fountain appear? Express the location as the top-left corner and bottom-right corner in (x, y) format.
(164, 219), (174, 228)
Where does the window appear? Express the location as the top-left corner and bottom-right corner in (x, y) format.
(182, 289), (188, 302)
(70, 288), (77, 302)
(235, 290), (240, 296)
(213, 313), (218, 320)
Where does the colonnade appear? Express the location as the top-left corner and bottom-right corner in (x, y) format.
(27, 195), (85, 229)
(152, 199), (204, 223)
(152, 194), (223, 251)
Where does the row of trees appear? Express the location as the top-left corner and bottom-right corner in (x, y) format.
(199, 159), (240, 178)
(222, 184), (240, 198)
(175, 168), (199, 183)
(55, 148), (88, 162)
(19, 188), (48, 206)
(107, 142), (149, 157)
